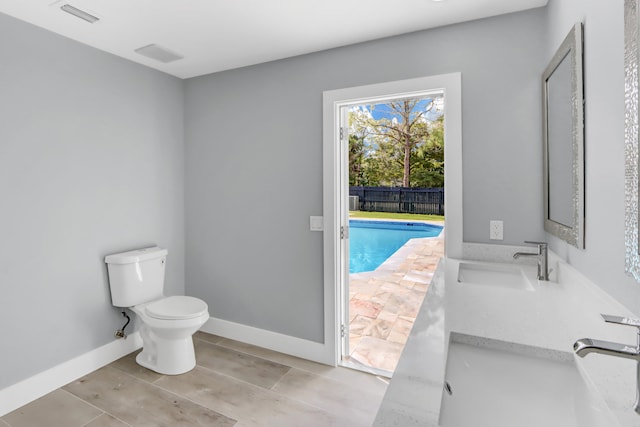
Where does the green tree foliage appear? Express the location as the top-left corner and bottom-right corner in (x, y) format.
(348, 134), (365, 186)
(349, 98), (444, 188)
(412, 116), (444, 187)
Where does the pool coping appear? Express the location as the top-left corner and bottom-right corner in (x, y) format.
(375, 233), (444, 273)
(349, 216), (445, 231)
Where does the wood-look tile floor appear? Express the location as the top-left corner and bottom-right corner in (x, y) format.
(2, 332), (389, 427)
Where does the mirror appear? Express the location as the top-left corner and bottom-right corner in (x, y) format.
(625, 0), (640, 280)
(542, 23), (585, 248)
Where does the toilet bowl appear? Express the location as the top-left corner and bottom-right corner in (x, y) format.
(132, 296), (209, 375)
(105, 247), (210, 375)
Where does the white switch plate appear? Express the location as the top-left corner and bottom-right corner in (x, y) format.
(490, 220), (503, 240)
(310, 216), (324, 231)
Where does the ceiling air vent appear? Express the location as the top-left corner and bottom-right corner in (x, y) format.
(60, 4), (99, 23)
(134, 44), (184, 63)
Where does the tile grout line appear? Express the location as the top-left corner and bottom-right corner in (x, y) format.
(176, 359), (291, 392)
(193, 338), (294, 376)
(196, 334), (382, 398)
(199, 338), (285, 364)
(130, 348), (346, 425)
(266, 366), (291, 392)
(29, 341), (385, 427)
(202, 335), (391, 394)
(157, 361), (365, 424)
(107, 359), (164, 386)
(99, 366), (238, 425)
(269, 366), (387, 418)
(60, 386), (133, 427)
(208, 337), (373, 384)
(107, 336), (386, 416)
(265, 380), (384, 426)
(145, 363), (294, 426)
(79, 412), (132, 427)
(196, 338), (319, 375)
(96, 342), (319, 415)
(262, 368), (374, 424)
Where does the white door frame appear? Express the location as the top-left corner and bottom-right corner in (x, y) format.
(337, 105), (350, 358)
(322, 73), (463, 366)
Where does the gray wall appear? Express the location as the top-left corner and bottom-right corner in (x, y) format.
(0, 13), (185, 389)
(9, 0), (628, 393)
(185, 9), (547, 342)
(543, 1), (640, 315)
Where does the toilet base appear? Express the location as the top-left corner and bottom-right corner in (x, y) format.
(132, 309), (209, 375)
(136, 336), (197, 375)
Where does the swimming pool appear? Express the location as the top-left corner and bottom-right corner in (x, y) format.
(349, 220), (443, 273)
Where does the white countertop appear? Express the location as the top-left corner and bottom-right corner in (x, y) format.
(374, 251), (640, 426)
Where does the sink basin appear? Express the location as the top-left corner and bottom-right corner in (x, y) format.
(457, 262), (534, 291)
(439, 333), (615, 427)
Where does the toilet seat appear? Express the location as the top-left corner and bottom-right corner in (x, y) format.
(144, 296), (208, 320)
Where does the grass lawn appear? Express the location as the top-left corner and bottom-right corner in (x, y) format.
(349, 211), (444, 222)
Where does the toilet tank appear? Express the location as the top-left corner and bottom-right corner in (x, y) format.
(105, 246), (168, 307)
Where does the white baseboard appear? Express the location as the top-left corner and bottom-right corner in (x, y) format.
(0, 332), (142, 417)
(200, 317), (334, 366)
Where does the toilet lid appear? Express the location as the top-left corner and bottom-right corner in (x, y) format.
(145, 296), (208, 320)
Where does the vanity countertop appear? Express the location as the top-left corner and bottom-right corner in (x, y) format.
(373, 253), (640, 427)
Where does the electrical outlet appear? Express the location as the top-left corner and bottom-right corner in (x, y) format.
(490, 220), (503, 240)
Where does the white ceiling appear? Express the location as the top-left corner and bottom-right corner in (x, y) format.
(0, 0), (548, 79)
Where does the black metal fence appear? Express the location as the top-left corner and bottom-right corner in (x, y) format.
(349, 186), (444, 215)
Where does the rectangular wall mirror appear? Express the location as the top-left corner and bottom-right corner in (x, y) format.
(542, 22), (585, 249)
(625, 0), (640, 281)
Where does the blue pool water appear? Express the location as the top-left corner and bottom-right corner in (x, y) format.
(349, 220), (443, 273)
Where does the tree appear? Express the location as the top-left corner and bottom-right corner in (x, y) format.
(348, 134), (365, 186)
(349, 97), (444, 188)
(411, 115), (444, 187)
(348, 108), (371, 186)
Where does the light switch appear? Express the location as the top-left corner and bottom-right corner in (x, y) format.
(310, 216), (324, 231)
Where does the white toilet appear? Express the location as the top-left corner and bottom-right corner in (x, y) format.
(105, 246), (209, 375)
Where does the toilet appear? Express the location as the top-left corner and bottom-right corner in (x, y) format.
(105, 246), (209, 375)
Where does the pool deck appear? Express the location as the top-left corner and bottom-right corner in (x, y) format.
(346, 226), (444, 376)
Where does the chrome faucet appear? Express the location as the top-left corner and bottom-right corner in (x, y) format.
(574, 314), (640, 414)
(512, 241), (549, 281)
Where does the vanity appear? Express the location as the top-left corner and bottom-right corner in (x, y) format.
(373, 3), (640, 424)
(373, 249), (640, 426)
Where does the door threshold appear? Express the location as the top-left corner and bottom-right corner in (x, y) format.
(340, 356), (393, 379)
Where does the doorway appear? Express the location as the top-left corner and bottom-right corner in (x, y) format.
(321, 73), (462, 369)
(338, 95), (445, 375)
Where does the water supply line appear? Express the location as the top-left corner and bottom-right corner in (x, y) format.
(115, 311), (130, 339)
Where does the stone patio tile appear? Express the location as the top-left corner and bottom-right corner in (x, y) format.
(387, 330), (409, 346)
(413, 283), (429, 292)
(387, 317), (415, 345)
(371, 290), (392, 305)
(347, 235), (444, 374)
(398, 279), (416, 288)
(377, 310), (398, 323)
(404, 270), (433, 284)
(349, 315), (370, 336)
(350, 336), (405, 373)
(379, 282), (410, 295)
(353, 292), (374, 301)
(349, 299), (383, 318)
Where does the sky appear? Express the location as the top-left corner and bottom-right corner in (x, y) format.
(367, 96), (444, 122)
